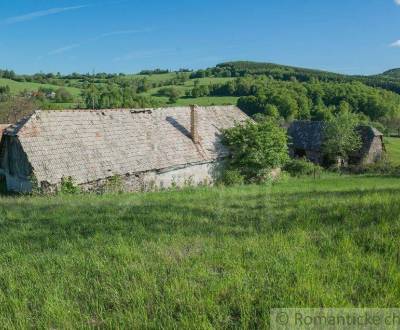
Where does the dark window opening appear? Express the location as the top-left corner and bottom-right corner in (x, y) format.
(294, 148), (306, 158)
(0, 175), (6, 194)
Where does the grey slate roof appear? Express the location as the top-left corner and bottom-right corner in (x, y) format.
(288, 121), (383, 152)
(357, 125), (383, 139)
(5, 106), (248, 185)
(287, 121), (326, 151)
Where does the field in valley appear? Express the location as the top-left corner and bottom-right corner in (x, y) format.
(0, 78), (81, 98)
(0, 74), (235, 108)
(0, 174), (400, 328)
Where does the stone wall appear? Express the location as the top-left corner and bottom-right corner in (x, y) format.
(362, 136), (383, 164)
(0, 159), (223, 194)
(36, 161), (223, 194)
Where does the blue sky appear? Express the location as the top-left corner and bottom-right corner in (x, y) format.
(0, 0), (400, 75)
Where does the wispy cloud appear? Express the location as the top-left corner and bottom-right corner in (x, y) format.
(47, 28), (154, 55)
(99, 28), (154, 38)
(395, 0), (400, 5)
(1, 5), (89, 24)
(48, 43), (82, 55)
(390, 40), (400, 47)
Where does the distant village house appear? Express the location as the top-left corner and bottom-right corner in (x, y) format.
(0, 106), (248, 193)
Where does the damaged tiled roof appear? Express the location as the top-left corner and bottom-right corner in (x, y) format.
(287, 121), (326, 151)
(288, 121), (384, 152)
(6, 106), (248, 185)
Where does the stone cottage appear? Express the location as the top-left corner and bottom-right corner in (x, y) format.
(0, 105), (248, 193)
(287, 120), (384, 165)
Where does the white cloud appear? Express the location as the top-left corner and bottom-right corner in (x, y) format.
(2, 5), (88, 24)
(48, 28), (154, 55)
(395, 0), (400, 5)
(390, 40), (400, 47)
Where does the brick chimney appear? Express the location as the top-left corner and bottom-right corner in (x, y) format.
(190, 104), (199, 144)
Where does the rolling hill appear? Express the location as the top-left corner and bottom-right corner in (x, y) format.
(380, 68), (400, 79)
(2, 61), (400, 111)
(0, 78), (81, 97)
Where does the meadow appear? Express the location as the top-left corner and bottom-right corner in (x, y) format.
(0, 74), (236, 108)
(0, 174), (400, 328)
(386, 137), (400, 165)
(0, 78), (81, 98)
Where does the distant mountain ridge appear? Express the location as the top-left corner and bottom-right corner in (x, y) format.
(380, 68), (400, 78)
(195, 61), (400, 94)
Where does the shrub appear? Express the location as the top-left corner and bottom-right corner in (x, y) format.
(222, 118), (288, 182)
(158, 87), (182, 103)
(284, 158), (322, 177)
(219, 169), (245, 186)
(60, 177), (80, 194)
(347, 161), (400, 176)
(55, 88), (73, 103)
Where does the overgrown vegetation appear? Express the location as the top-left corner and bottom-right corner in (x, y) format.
(322, 110), (362, 165)
(221, 118), (288, 183)
(283, 158), (322, 177)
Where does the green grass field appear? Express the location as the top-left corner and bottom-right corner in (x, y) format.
(0, 78), (81, 98)
(386, 137), (400, 165)
(0, 174), (400, 328)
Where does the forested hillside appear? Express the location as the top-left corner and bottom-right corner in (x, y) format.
(1, 61), (400, 133)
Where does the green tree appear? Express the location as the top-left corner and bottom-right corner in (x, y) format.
(222, 118), (288, 182)
(158, 87), (182, 103)
(55, 88), (73, 103)
(322, 110), (362, 165)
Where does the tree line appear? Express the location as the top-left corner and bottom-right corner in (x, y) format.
(189, 61), (400, 94)
(185, 76), (400, 125)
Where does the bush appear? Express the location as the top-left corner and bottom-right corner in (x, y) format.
(219, 169), (245, 186)
(157, 87), (182, 103)
(60, 177), (80, 194)
(284, 158), (322, 177)
(222, 118), (288, 182)
(347, 161), (400, 175)
(55, 88), (73, 103)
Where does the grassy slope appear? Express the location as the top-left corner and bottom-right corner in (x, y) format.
(0, 175), (400, 327)
(0, 74), (236, 107)
(386, 137), (400, 165)
(0, 78), (81, 97)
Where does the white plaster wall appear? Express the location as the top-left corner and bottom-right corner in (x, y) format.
(141, 162), (221, 190)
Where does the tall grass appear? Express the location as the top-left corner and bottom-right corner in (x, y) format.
(0, 175), (399, 328)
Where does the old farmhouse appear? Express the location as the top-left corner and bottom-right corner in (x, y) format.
(287, 120), (384, 165)
(0, 105), (248, 193)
